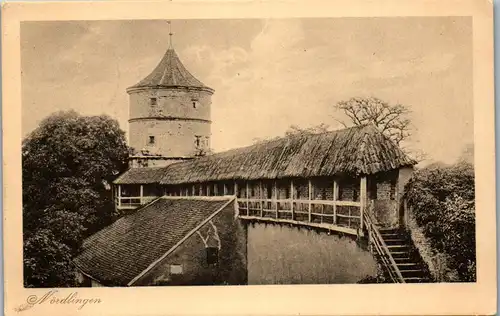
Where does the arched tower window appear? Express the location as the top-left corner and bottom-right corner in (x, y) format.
(192, 99), (199, 109)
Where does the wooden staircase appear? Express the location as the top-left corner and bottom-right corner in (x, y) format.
(378, 228), (431, 283)
(362, 211), (432, 283)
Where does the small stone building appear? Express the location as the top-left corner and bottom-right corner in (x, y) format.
(74, 196), (246, 286)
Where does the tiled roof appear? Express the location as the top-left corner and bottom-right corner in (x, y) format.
(127, 48), (213, 93)
(74, 197), (233, 286)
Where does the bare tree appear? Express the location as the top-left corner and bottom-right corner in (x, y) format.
(284, 123), (330, 137)
(335, 97), (411, 146)
(252, 123), (331, 145)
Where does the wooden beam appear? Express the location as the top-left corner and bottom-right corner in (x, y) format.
(360, 177), (367, 231)
(403, 199), (409, 228)
(308, 180), (312, 222)
(274, 180), (278, 219)
(290, 179), (294, 220)
(333, 179), (338, 224)
(246, 181), (249, 215)
(259, 181), (263, 217)
(118, 184), (121, 208)
(140, 185), (144, 203)
(238, 215), (361, 237)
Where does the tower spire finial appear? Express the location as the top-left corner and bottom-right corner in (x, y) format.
(167, 20), (173, 48)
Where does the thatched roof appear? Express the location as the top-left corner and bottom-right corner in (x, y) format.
(74, 197), (233, 285)
(113, 167), (169, 185)
(114, 124), (416, 185)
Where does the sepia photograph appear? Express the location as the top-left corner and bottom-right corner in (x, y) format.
(21, 17), (475, 288)
(3, 1), (496, 315)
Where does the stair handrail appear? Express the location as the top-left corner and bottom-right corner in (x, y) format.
(363, 210), (406, 283)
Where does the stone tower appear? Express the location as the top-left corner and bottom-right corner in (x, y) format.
(126, 40), (214, 168)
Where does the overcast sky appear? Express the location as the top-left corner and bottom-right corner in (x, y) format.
(21, 17), (473, 165)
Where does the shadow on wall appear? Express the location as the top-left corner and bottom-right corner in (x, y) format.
(247, 223), (378, 284)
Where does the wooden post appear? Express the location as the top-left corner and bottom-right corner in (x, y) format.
(140, 185), (144, 204)
(259, 181), (263, 217)
(234, 182), (238, 197)
(308, 180), (312, 222)
(290, 179), (294, 220)
(246, 181), (249, 215)
(118, 184), (121, 208)
(223, 183), (228, 196)
(274, 180), (278, 219)
(214, 183), (218, 196)
(192, 184), (195, 196)
(360, 177), (367, 231)
(333, 179), (338, 224)
(404, 199), (409, 228)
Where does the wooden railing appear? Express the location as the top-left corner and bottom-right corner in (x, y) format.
(116, 196), (157, 208)
(363, 209), (405, 283)
(237, 198), (361, 231)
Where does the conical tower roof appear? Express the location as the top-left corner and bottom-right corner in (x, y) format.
(127, 47), (213, 93)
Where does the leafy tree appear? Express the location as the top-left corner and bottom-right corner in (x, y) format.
(23, 110), (129, 287)
(335, 97), (411, 146)
(404, 162), (475, 281)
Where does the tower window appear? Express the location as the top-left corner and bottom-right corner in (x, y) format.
(192, 99), (199, 108)
(195, 135), (202, 148)
(206, 247), (219, 265)
(149, 136), (155, 145)
(150, 97), (157, 105)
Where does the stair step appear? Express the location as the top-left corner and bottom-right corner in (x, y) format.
(397, 263), (420, 270)
(404, 277), (428, 283)
(379, 233), (403, 239)
(383, 239), (407, 246)
(387, 245), (409, 250)
(391, 249), (410, 258)
(400, 269), (426, 278)
(390, 251), (409, 257)
(379, 228), (401, 233)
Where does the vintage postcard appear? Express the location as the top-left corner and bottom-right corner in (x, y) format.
(2, 0), (496, 315)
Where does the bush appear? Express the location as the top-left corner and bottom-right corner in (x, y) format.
(404, 162), (475, 281)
